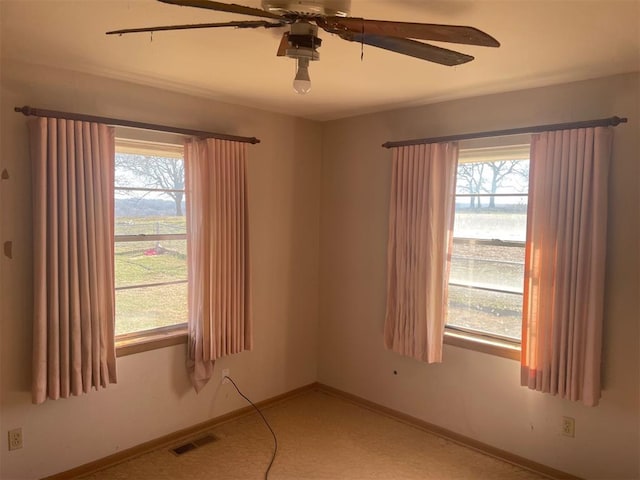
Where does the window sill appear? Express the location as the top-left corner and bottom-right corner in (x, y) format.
(116, 325), (188, 357)
(444, 329), (520, 361)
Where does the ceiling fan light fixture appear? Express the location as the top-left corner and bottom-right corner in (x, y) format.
(293, 57), (312, 94)
(285, 22), (320, 94)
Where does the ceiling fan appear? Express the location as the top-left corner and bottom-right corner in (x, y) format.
(107, 0), (500, 94)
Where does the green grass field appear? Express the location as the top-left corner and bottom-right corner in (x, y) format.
(115, 216), (187, 335)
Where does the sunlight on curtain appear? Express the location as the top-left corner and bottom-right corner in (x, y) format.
(184, 138), (252, 392)
(384, 142), (458, 363)
(521, 127), (612, 406)
(30, 117), (117, 404)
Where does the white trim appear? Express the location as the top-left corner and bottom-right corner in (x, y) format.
(115, 137), (183, 158)
(458, 143), (530, 164)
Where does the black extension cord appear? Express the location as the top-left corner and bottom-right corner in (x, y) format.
(224, 376), (278, 480)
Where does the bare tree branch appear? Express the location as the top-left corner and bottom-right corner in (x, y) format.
(456, 159), (528, 209)
(116, 154), (185, 215)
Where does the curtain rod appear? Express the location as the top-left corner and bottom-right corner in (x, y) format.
(14, 106), (260, 145)
(382, 116), (628, 149)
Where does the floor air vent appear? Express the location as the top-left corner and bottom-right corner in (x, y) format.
(170, 434), (217, 456)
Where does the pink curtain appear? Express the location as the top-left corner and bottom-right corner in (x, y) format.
(184, 138), (252, 392)
(30, 117), (117, 404)
(521, 127), (613, 406)
(384, 143), (458, 363)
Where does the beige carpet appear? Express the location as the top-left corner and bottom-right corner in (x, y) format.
(82, 390), (549, 479)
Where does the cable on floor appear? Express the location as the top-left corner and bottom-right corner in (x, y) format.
(224, 376), (278, 480)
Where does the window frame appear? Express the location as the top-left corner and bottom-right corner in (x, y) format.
(114, 137), (189, 355)
(444, 139), (530, 359)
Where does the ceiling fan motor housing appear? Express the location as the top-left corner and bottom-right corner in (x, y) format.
(261, 0), (350, 18)
(286, 22), (321, 61)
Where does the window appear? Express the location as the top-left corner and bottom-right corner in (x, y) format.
(114, 139), (187, 342)
(446, 143), (530, 347)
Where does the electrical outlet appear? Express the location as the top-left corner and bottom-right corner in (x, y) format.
(561, 417), (575, 437)
(8, 428), (23, 451)
(222, 368), (230, 384)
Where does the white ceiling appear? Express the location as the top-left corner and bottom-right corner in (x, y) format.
(1, 0), (639, 121)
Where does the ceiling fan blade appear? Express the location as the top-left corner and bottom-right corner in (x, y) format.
(321, 18), (499, 48)
(107, 20), (285, 35)
(157, 0), (283, 20)
(276, 32), (290, 56)
(339, 33), (474, 66)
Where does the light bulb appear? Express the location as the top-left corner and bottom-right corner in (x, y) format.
(293, 58), (311, 95)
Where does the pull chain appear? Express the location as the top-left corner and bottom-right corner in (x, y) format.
(360, 22), (364, 61)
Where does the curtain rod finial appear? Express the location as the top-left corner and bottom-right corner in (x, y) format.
(611, 116), (628, 126)
(14, 106), (31, 115)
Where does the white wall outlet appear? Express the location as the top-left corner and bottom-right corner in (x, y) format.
(8, 428), (23, 451)
(561, 416), (575, 437)
(222, 368), (230, 384)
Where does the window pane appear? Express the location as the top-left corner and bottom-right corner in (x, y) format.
(114, 146), (187, 338)
(115, 152), (185, 228)
(115, 240), (187, 288)
(450, 242), (524, 292)
(115, 283), (187, 336)
(447, 150), (529, 343)
(453, 201), (527, 241)
(447, 285), (522, 341)
(115, 153), (184, 190)
(456, 159), (529, 195)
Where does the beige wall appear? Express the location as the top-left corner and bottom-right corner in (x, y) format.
(318, 73), (639, 479)
(0, 60), (322, 479)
